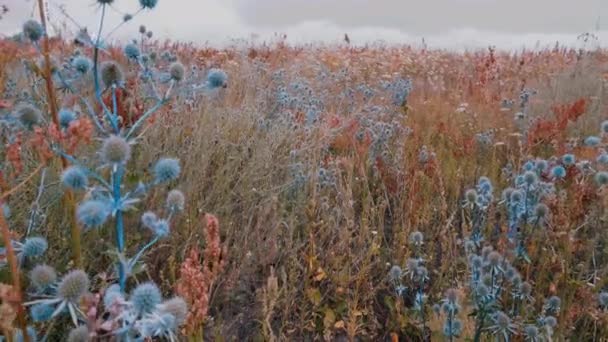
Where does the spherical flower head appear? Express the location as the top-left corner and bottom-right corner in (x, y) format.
(599, 292), (608, 308)
(524, 325), (539, 340)
(29, 264), (57, 292)
(415, 266), (428, 281)
(585, 135), (601, 147)
(519, 282), (532, 296)
(487, 251), (502, 267)
(544, 295), (561, 314)
(103, 283), (123, 308)
(523, 171), (538, 186)
(409, 231), (424, 246)
(406, 258), (419, 271)
(494, 311), (511, 329)
(166, 189), (185, 213)
(131, 282), (162, 315)
(101, 135), (131, 164)
(465, 189), (477, 204)
(562, 153), (576, 166)
(502, 187), (514, 202)
(504, 266), (518, 282)
(77, 200), (111, 229)
(481, 245), (493, 259)
(169, 62), (185, 81)
(598, 153), (608, 164)
(207, 68), (228, 89)
(139, 25), (147, 34)
(13, 326), (37, 342)
(15, 103), (43, 129)
(100, 61), (124, 88)
(153, 219), (170, 237)
(160, 297), (188, 326)
(544, 315), (557, 328)
(153, 158), (181, 183)
(98, 0), (114, 4)
(596, 171), (608, 186)
(535, 159), (548, 173)
(22, 237), (48, 258)
(389, 265), (402, 281)
(58, 270), (90, 303)
(141, 211), (158, 230)
(123, 13), (133, 22)
(146, 31), (153, 39)
(124, 43), (140, 59)
(72, 56), (92, 74)
(62, 166), (89, 191)
(67, 325), (90, 342)
(139, 0), (158, 9)
(476, 284), (490, 298)
(30, 303), (54, 322)
(511, 273), (522, 287)
(443, 318), (462, 337)
(602, 120), (608, 135)
(551, 165), (566, 179)
(510, 189), (524, 202)
(23, 19), (44, 41)
(469, 255), (483, 269)
(59, 108), (76, 128)
(534, 203), (550, 219)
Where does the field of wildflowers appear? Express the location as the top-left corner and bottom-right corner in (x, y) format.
(2, 1), (608, 341)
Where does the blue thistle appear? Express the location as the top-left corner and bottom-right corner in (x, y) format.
(599, 292), (608, 310)
(124, 43), (140, 59)
(77, 200), (111, 229)
(131, 282), (162, 315)
(550, 165), (566, 179)
(61, 166), (88, 190)
(585, 135), (601, 146)
(23, 20), (43, 41)
(20, 237), (48, 259)
(562, 154), (576, 166)
(140, 0), (158, 9)
(153, 158), (181, 183)
(595, 171), (608, 186)
(59, 108), (76, 128)
(206, 68), (227, 89)
(72, 56), (92, 74)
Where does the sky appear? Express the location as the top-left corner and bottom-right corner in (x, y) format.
(1, 0), (607, 50)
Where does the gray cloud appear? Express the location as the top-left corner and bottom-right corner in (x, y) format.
(0, 0), (605, 50)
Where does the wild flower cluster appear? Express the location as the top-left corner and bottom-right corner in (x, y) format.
(0, 0), (227, 340)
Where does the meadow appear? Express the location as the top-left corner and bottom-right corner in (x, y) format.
(2, 2), (608, 341)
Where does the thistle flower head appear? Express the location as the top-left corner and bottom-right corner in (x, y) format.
(596, 171), (608, 186)
(528, 197), (545, 214)
(551, 165), (566, 179)
(30, 303), (54, 322)
(409, 231), (424, 246)
(602, 120), (608, 134)
(124, 43), (140, 59)
(101, 135), (131, 164)
(139, 25), (147, 34)
(15, 103), (43, 129)
(487, 251), (502, 268)
(169, 62), (185, 81)
(523, 171), (538, 186)
(476, 283), (490, 299)
(21, 237), (48, 258)
(585, 135), (601, 146)
(469, 255), (483, 269)
(141, 211), (158, 230)
(166, 189), (185, 213)
(443, 318), (462, 338)
(62, 166), (88, 190)
(152, 219), (170, 237)
(72, 56), (92, 74)
(67, 325), (90, 342)
(123, 13), (133, 22)
(59, 108), (77, 128)
(510, 189), (524, 203)
(58, 270), (90, 303)
(103, 284), (123, 308)
(159, 297), (188, 326)
(524, 325), (539, 341)
(535, 159), (548, 172)
(465, 189), (477, 204)
(543, 315), (557, 328)
(23, 20), (43, 41)
(519, 282), (533, 297)
(140, 0), (158, 9)
(131, 282), (162, 315)
(97, 0), (115, 4)
(207, 68), (228, 89)
(389, 265), (402, 281)
(544, 295), (561, 314)
(29, 264), (57, 292)
(562, 153), (576, 166)
(77, 200), (111, 229)
(100, 61), (124, 88)
(153, 158), (181, 183)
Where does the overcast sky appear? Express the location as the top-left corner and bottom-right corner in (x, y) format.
(1, 0), (607, 50)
